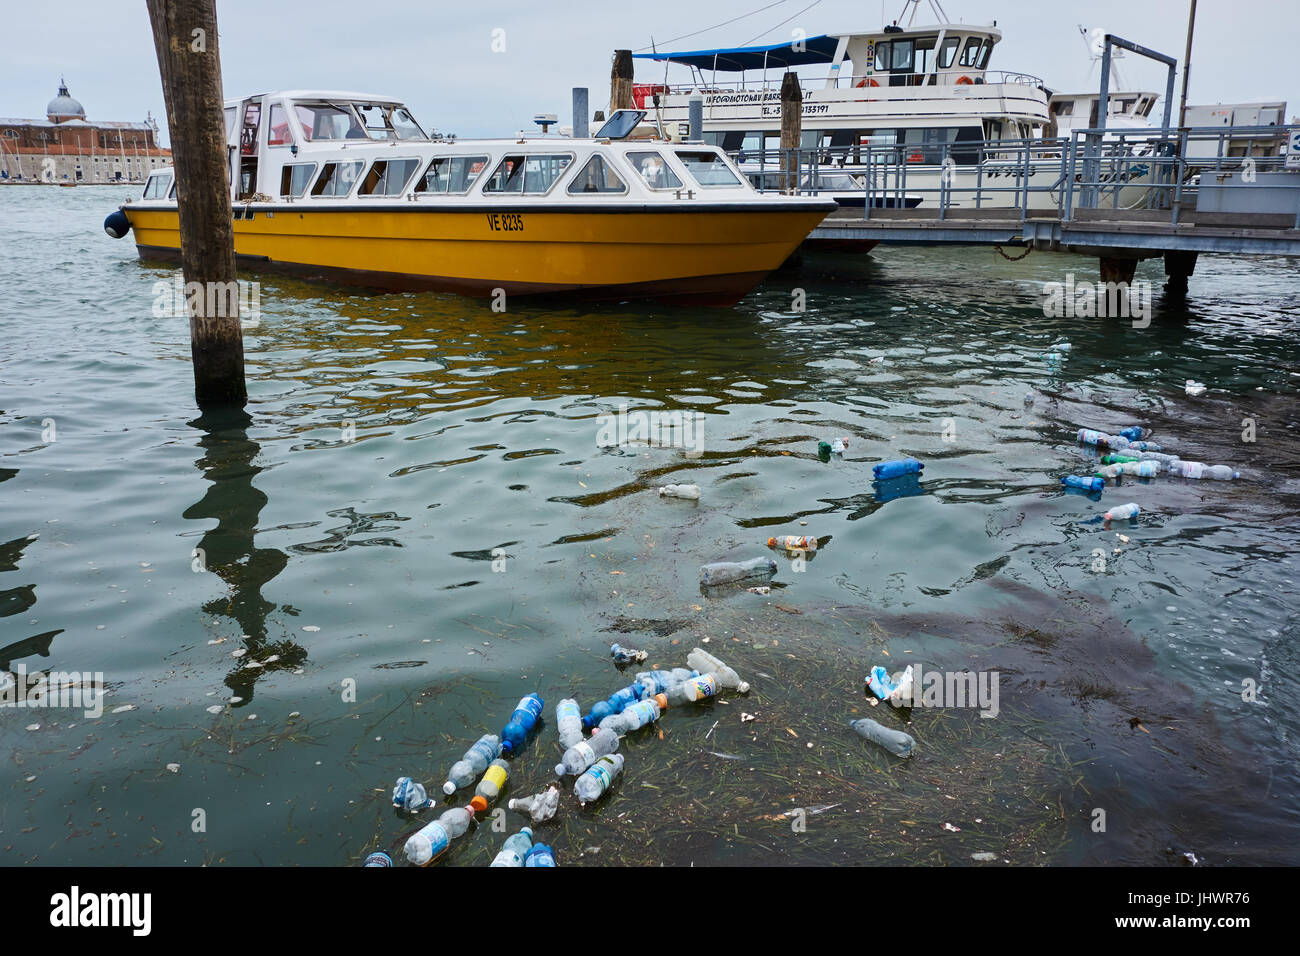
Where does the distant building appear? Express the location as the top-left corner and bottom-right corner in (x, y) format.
(0, 80), (171, 184)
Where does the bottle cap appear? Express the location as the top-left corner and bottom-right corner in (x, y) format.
(767, 537), (776, 547)
(442, 781), (455, 795)
(469, 795), (488, 814)
(736, 680), (751, 694)
(654, 693), (667, 710)
(500, 740), (514, 754)
(555, 763), (566, 776)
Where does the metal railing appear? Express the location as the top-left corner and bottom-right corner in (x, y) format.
(741, 124), (1299, 228)
(647, 69), (1046, 97)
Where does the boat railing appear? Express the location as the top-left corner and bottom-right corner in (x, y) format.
(645, 69), (1046, 98)
(742, 123), (1298, 227)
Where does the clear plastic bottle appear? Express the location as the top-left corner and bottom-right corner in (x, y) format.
(686, 647), (750, 693)
(1094, 463), (1124, 480)
(508, 786), (560, 823)
(490, 827), (534, 868)
(580, 683), (645, 730)
(658, 484), (701, 500)
(555, 726), (619, 777)
(699, 557), (777, 586)
(475, 758), (509, 802)
(768, 535), (817, 552)
(1128, 440), (1161, 452)
(850, 718), (915, 758)
(1137, 450), (1179, 465)
(524, 844), (557, 867)
(403, 805), (475, 866)
(442, 733), (501, 795)
(574, 753), (625, 805)
(1099, 453), (1139, 465)
(392, 776), (434, 812)
(609, 643), (647, 665)
(661, 672), (718, 706)
(830, 437), (849, 455)
(1104, 502), (1140, 523)
(1117, 460), (1160, 478)
(555, 698), (584, 750)
(1171, 460), (1238, 480)
(634, 667), (698, 696)
(598, 696), (661, 734)
(501, 693), (544, 755)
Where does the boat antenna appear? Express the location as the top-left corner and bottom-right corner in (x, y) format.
(896, 0), (949, 26)
(633, 0), (794, 53)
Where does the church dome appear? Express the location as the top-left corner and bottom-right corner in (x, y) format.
(47, 79), (85, 122)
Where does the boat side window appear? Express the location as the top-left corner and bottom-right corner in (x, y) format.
(417, 155), (489, 194)
(358, 158), (421, 196)
(976, 39), (992, 70)
(626, 150), (682, 189)
(223, 106), (237, 142)
(355, 104), (426, 142)
(279, 162), (317, 198)
(311, 160), (364, 197)
(267, 105), (293, 147)
(959, 37), (982, 68)
(294, 104), (365, 141)
(873, 42), (889, 71)
(482, 154), (573, 195)
(674, 149), (742, 187)
(1051, 100), (1074, 116)
(937, 36), (959, 69)
(566, 154), (628, 194)
(143, 171), (172, 199)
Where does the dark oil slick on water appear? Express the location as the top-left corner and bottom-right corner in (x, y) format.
(1, 185), (1297, 866)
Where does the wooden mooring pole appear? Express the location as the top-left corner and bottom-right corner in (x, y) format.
(611, 50), (635, 113)
(145, 0), (246, 407)
(780, 72), (802, 193)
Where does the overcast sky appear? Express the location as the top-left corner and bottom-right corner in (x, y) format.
(2, 0), (1295, 143)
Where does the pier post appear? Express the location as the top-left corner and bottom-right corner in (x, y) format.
(688, 96), (704, 142)
(1163, 250), (1198, 297)
(611, 50), (634, 113)
(572, 88), (590, 138)
(1098, 256), (1138, 286)
(145, 0), (246, 407)
(780, 72), (802, 194)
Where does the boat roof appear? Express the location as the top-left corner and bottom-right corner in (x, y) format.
(633, 24), (1000, 71)
(227, 90), (405, 104)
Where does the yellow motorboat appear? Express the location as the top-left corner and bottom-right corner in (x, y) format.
(104, 91), (834, 305)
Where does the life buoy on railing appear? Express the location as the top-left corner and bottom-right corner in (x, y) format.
(855, 77), (880, 88)
(956, 75), (974, 85)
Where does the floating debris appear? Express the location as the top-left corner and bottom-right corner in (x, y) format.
(206, 705), (224, 714)
(971, 852), (997, 862)
(166, 763), (180, 773)
(111, 704), (136, 714)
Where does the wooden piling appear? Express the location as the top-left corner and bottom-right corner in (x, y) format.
(145, 0), (246, 407)
(780, 72), (802, 193)
(1099, 256), (1138, 285)
(611, 50), (635, 113)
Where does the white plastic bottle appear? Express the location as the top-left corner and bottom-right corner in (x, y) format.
(699, 557), (777, 586)
(1104, 502), (1140, 523)
(490, 827), (534, 867)
(508, 786), (560, 823)
(555, 727), (619, 777)
(392, 776), (434, 812)
(658, 484), (701, 500)
(556, 698), (584, 750)
(660, 672), (718, 706)
(598, 697), (661, 734)
(686, 647), (750, 693)
(850, 718), (915, 758)
(443, 733), (501, 795)
(1117, 460), (1160, 477)
(574, 753), (625, 805)
(404, 805), (475, 866)
(1171, 460), (1238, 480)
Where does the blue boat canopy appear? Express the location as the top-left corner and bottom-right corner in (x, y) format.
(632, 35), (842, 72)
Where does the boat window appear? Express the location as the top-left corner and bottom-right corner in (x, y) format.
(224, 106), (237, 141)
(354, 104), (427, 141)
(566, 155), (627, 194)
(311, 160), (364, 197)
(268, 105), (293, 147)
(482, 154), (573, 194)
(143, 171), (172, 199)
(976, 40), (992, 70)
(358, 158), (421, 196)
(873, 42), (889, 71)
(416, 155), (489, 194)
(674, 149), (742, 187)
(293, 103), (366, 142)
(1051, 100), (1074, 116)
(959, 37), (983, 68)
(890, 41), (914, 72)
(937, 36), (959, 68)
(626, 150), (682, 189)
(279, 162), (316, 197)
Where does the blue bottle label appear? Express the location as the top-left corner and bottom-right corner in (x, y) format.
(587, 763), (613, 792)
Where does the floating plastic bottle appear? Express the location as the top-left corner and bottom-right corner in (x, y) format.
(768, 534), (817, 553)
(1118, 426), (1144, 441)
(1100, 453), (1138, 465)
(634, 667), (698, 696)
(581, 683), (645, 730)
(598, 696), (661, 734)
(524, 844), (557, 867)
(1104, 502), (1140, 523)
(1094, 464), (1124, 480)
(475, 758), (509, 802)
(1137, 450), (1179, 465)
(1117, 460), (1160, 478)
(1024, 392), (1034, 406)
(658, 484), (700, 500)
(443, 733), (502, 795)
(1061, 475), (1104, 493)
(363, 850), (392, 867)
(508, 786), (560, 823)
(490, 827), (534, 868)
(556, 698), (584, 750)
(610, 643), (647, 665)
(660, 673), (718, 706)
(575, 753), (625, 805)
(1170, 461), (1239, 480)
(873, 458), (924, 480)
(686, 647), (750, 693)
(699, 557), (777, 587)
(1076, 429), (1129, 449)
(830, 437), (849, 455)
(392, 776), (435, 812)
(817, 440), (832, 461)
(556, 727), (619, 777)
(501, 693), (544, 755)
(404, 805), (476, 866)
(1185, 380), (1206, 397)
(1128, 440), (1161, 452)
(850, 718), (915, 758)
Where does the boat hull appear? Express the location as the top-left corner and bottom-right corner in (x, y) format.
(124, 203), (831, 306)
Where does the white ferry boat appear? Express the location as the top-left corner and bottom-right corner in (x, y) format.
(103, 92), (834, 305)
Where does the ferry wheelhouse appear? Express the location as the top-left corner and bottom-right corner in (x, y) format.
(105, 91), (834, 305)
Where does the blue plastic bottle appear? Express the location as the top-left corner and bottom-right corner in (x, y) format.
(524, 844), (557, 867)
(580, 683), (645, 731)
(501, 693), (544, 755)
(873, 458), (924, 480)
(634, 668), (698, 697)
(1119, 426), (1144, 441)
(1061, 475), (1104, 492)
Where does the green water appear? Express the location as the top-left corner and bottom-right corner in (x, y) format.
(2, 185), (1297, 866)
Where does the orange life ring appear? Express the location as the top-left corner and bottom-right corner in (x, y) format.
(855, 77), (880, 88)
(956, 75), (974, 85)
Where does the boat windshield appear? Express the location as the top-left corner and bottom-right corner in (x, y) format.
(354, 103), (428, 141)
(674, 150), (742, 187)
(290, 101), (427, 141)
